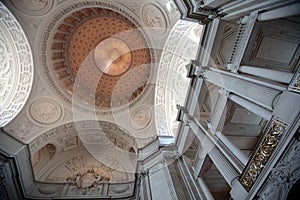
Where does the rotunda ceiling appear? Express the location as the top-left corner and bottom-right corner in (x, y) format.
(49, 7), (151, 109)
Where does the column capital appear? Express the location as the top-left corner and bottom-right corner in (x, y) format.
(174, 0), (226, 22)
(288, 66), (300, 93)
(226, 12), (257, 73)
(186, 60), (208, 78)
(239, 11), (258, 24)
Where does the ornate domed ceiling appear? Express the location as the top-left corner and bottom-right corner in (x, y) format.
(0, 0), (203, 197)
(49, 7), (152, 109)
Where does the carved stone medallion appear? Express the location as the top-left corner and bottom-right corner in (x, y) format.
(29, 98), (62, 124)
(11, 0), (54, 16)
(142, 4), (168, 35)
(130, 106), (151, 130)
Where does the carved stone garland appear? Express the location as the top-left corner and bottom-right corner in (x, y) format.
(239, 117), (289, 191)
(0, 2), (34, 127)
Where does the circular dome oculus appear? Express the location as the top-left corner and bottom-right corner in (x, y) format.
(46, 7), (152, 109)
(94, 38), (132, 76)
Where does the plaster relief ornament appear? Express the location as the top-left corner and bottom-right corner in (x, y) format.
(142, 4), (168, 35)
(66, 169), (110, 190)
(11, 0), (53, 16)
(29, 99), (62, 124)
(0, 2), (33, 127)
(130, 106), (151, 129)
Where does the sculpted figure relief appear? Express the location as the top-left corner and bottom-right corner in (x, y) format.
(12, 0), (53, 15)
(29, 99), (61, 124)
(142, 4), (168, 35)
(66, 169), (110, 189)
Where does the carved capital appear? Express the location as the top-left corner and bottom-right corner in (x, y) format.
(288, 66), (300, 93)
(186, 60), (207, 78)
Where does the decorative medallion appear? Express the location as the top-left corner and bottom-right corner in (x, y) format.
(142, 4), (168, 35)
(130, 106), (151, 130)
(29, 98), (62, 125)
(11, 0), (54, 16)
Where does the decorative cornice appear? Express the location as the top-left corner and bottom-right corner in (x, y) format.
(174, 0), (225, 23)
(239, 117), (289, 191)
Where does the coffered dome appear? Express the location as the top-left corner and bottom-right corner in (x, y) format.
(48, 7), (152, 109)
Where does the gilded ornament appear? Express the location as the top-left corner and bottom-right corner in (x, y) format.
(239, 117), (288, 191)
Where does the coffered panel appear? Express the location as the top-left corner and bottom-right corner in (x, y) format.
(242, 16), (300, 72)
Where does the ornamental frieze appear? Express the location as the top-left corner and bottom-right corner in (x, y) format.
(240, 117), (289, 191)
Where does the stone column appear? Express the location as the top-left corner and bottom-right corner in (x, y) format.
(176, 120), (192, 155)
(257, 3), (300, 21)
(215, 131), (248, 166)
(198, 18), (220, 67)
(185, 113), (244, 173)
(193, 146), (207, 178)
(202, 0), (232, 8)
(140, 170), (152, 200)
(239, 65), (293, 84)
(229, 94), (272, 120)
(208, 88), (229, 133)
(177, 62), (210, 155)
(203, 67), (284, 111)
(209, 146), (240, 186)
(197, 178), (215, 200)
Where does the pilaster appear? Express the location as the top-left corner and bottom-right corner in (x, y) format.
(226, 12), (257, 73)
(208, 88), (229, 133)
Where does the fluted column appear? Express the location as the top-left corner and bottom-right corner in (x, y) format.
(229, 94), (272, 120)
(208, 88), (229, 133)
(239, 65), (293, 84)
(202, 0), (232, 8)
(199, 18), (220, 67)
(209, 146), (240, 186)
(184, 112), (244, 173)
(140, 170), (152, 200)
(215, 131), (248, 166)
(176, 120), (192, 155)
(203, 67), (284, 111)
(177, 62), (209, 155)
(257, 3), (300, 21)
(193, 146), (207, 178)
(197, 178), (215, 200)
